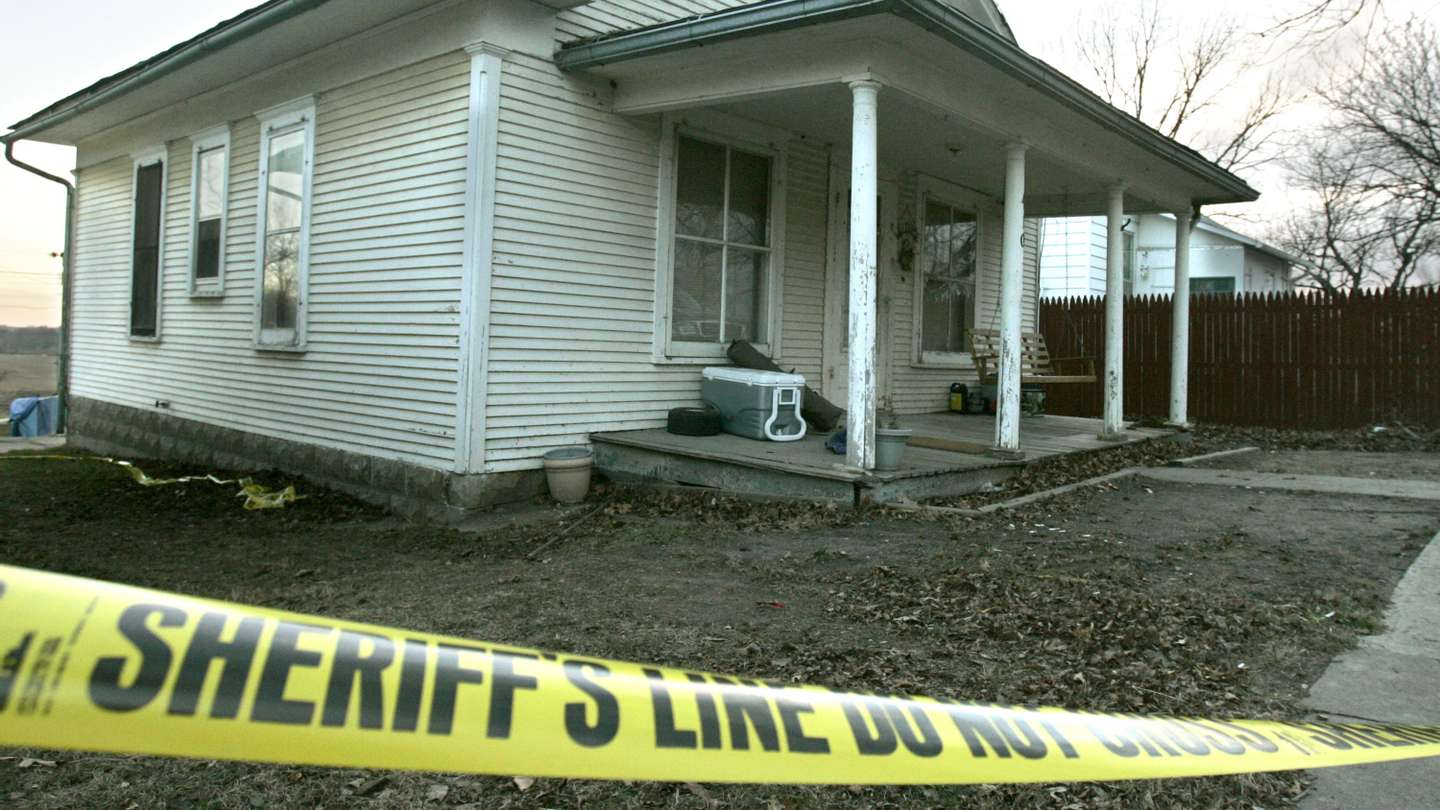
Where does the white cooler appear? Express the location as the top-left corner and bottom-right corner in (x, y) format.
(701, 367), (807, 442)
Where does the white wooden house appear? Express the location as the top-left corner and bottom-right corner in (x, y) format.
(3, 0), (1257, 515)
(1041, 214), (1298, 299)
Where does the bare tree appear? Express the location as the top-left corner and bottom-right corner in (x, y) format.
(1272, 19), (1440, 294)
(1072, 1), (1292, 173)
(1265, 0), (1384, 41)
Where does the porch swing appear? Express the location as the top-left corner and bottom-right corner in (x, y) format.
(967, 211), (1096, 388)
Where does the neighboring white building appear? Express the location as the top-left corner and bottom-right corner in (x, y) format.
(1040, 214), (1297, 298)
(3, 0), (1257, 515)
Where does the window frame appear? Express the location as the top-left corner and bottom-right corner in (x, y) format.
(252, 97), (316, 352)
(653, 112), (787, 363)
(912, 178), (984, 369)
(188, 125), (231, 298)
(128, 146), (168, 342)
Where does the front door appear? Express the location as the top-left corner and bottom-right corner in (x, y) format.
(822, 177), (898, 407)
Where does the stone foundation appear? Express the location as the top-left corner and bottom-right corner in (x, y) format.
(67, 397), (545, 521)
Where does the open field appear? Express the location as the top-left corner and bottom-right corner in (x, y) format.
(0, 353), (57, 409)
(1, 443), (1436, 809)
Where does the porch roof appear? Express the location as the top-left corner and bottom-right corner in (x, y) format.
(557, 0), (1260, 214)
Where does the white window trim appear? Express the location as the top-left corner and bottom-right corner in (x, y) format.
(128, 146), (168, 343)
(188, 125), (231, 298)
(252, 97), (316, 352)
(653, 111), (787, 364)
(912, 176), (988, 369)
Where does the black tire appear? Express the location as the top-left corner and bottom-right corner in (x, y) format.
(667, 405), (722, 436)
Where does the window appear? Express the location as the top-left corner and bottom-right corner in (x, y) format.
(918, 198), (978, 362)
(1191, 276), (1236, 295)
(254, 100), (315, 350)
(664, 132), (776, 355)
(1122, 230), (1136, 295)
(130, 150), (166, 339)
(189, 127), (229, 295)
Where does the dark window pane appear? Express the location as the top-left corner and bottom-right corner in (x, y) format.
(1191, 276), (1235, 295)
(130, 162), (164, 337)
(1123, 231), (1136, 294)
(195, 218), (222, 279)
(675, 136), (725, 240)
(262, 232), (300, 331)
(725, 248), (767, 343)
(727, 149), (769, 246)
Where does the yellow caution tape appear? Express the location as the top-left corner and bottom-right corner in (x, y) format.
(2, 564), (1437, 784)
(3, 454), (302, 510)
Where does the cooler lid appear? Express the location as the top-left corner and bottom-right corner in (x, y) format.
(701, 366), (805, 386)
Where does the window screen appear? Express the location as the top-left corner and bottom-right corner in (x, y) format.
(130, 162), (164, 337)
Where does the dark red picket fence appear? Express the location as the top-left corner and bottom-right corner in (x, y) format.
(1038, 288), (1440, 429)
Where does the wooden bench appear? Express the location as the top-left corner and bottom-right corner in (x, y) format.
(969, 329), (1097, 384)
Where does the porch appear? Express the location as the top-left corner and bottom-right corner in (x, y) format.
(592, 413), (1170, 504)
(559, 0), (1258, 479)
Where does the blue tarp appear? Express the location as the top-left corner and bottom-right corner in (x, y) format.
(8, 396), (58, 437)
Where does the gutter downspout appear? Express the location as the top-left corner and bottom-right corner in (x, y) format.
(5, 140), (74, 434)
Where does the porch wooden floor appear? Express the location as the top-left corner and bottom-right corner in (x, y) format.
(591, 413), (1170, 503)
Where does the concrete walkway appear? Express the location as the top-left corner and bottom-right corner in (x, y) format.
(0, 435), (65, 455)
(1300, 529), (1440, 809)
(1138, 467), (1440, 502)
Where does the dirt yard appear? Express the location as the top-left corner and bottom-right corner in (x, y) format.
(1, 443), (1437, 809)
(0, 353), (58, 410)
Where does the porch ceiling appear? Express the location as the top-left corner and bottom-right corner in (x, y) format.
(707, 85), (1170, 216)
(560, 2), (1259, 215)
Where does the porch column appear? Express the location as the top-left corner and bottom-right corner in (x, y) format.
(846, 80), (881, 471)
(1169, 207), (1194, 427)
(992, 142), (1027, 459)
(1100, 183), (1127, 441)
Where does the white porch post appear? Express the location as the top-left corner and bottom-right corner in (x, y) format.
(993, 142), (1027, 458)
(1169, 207), (1193, 427)
(846, 80), (881, 471)
(1100, 183), (1127, 441)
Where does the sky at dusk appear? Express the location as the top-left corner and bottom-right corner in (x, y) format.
(1, 0), (1436, 326)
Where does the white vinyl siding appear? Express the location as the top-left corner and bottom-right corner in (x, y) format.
(1039, 216), (1111, 298)
(68, 52), (469, 469)
(776, 141), (829, 386)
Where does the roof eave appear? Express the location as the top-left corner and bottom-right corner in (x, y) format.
(556, 0), (1259, 205)
(3, 0), (332, 145)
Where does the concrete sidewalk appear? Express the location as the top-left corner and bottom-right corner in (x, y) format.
(1300, 528), (1440, 809)
(1138, 467), (1440, 501)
